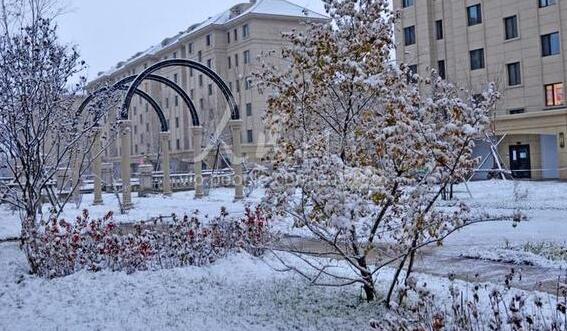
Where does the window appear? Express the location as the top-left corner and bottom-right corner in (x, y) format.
(227, 32), (231, 43)
(467, 4), (482, 26)
(188, 43), (193, 54)
(404, 26), (416, 46)
(199, 98), (204, 110)
(469, 48), (485, 70)
(198, 51), (202, 62)
(402, 0), (414, 8)
(176, 139), (180, 150)
(246, 130), (253, 143)
(199, 75), (203, 87)
(242, 24), (249, 38)
(208, 84), (213, 96)
(207, 59), (212, 68)
(542, 32), (560, 56)
(174, 95), (179, 107)
(165, 97), (169, 109)
(206, 34), (211, 46)
(244, 50), (251, 64)
(173, 73), (178, 83)
(507, 62), (521, 86)
(228, 56), (232, 69)
(545, 83), (564, 106)
(173, 52), (177, 59)
(228, 82), (233, 91)
(246, 103), (252, 116)
(504, 16), (518, 40)
(235, 54), (239, 67)
(175, 117), (179, 128)
(190, 89), (194, 99)
(539, 0), (556, 8)
(438, 60), (446, 79)
(234, 29), (238, 41)
(245, 77), (252, 90)
(236, 79), (241, 93)
(190, 68), (193, 77)
(509, 108), (525, 114)
(435, 20), (443, 40)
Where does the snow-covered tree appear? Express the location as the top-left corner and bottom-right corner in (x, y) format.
(0, 0), (113, 273)
(257, 0), (518, 304)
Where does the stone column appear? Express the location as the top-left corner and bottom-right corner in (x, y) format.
(71, 149), (82, 203)
(56, 167), (70, 192)
(192, 126), (204, 199)
(138, 163), (154, 197)
(160, 131), (172, 196)
(230, 120), (244, 200)
(92, 128), (103, 205)
(101, 163), (113, 192)
(119, 120), (133, 210)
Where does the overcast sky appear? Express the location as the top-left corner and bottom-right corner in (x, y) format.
(55, 0), (326, 81)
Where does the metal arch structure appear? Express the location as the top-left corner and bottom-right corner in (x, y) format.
(115, 74), (200, 126)
(120, 59), (240, 121)
(78, 86), (169, 132)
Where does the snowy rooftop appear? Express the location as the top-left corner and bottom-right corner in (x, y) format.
(95, 0), (327, 79)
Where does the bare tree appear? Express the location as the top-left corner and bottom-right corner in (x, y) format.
(0, 0), (115, 273)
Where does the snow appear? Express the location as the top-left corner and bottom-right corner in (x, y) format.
(0, 242), (560, 330)
(439, 180), (567, 248)
(1, 179), (564, 329)
(0, 243), (378, 330)
(2, 179), (567, 247)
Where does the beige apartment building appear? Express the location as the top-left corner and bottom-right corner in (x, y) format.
(88, 0), (326, 172)
(394, 0), (567, 180)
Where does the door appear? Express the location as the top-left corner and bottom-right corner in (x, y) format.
(509, 144), (531, 179)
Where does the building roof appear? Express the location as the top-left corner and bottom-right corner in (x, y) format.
(95, 0), (326, 80)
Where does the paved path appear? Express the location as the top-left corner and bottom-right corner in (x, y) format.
(275, 236), (566, 295)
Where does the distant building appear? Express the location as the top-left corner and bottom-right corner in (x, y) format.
(394, 0), (567, 180)
(88, 0), (326, 172)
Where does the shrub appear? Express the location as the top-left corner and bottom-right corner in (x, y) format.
(24, 207), (271, 278)
(371, 270), (567, 331)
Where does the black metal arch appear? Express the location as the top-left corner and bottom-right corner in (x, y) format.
(121, 59), (240, 121)
(78, 86), (169, 132)
(115, 74), (200, 126)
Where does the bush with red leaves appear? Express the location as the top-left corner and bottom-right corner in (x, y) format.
(24, 207), (271, 278)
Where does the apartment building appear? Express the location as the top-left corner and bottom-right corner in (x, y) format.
(394, 0), (567, 180)
(88, 0), (326, 172)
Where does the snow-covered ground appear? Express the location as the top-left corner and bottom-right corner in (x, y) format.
(438, 180), (567, 254)
(1, 180), (565, 329)
(2, 180), (566, 246)
(0, 188), (265, 240)
(0, 242), (560, 330)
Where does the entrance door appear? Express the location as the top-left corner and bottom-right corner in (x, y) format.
(509, 144), (531, 179)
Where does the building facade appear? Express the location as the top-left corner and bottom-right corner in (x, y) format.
(88, 0), (326, 172)
(394, 0), (567, 180)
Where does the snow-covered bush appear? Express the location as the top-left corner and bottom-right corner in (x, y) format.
(372, 271), (566, 331)
(25, 207), (271, 278)
(256, 0), (519, 305)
